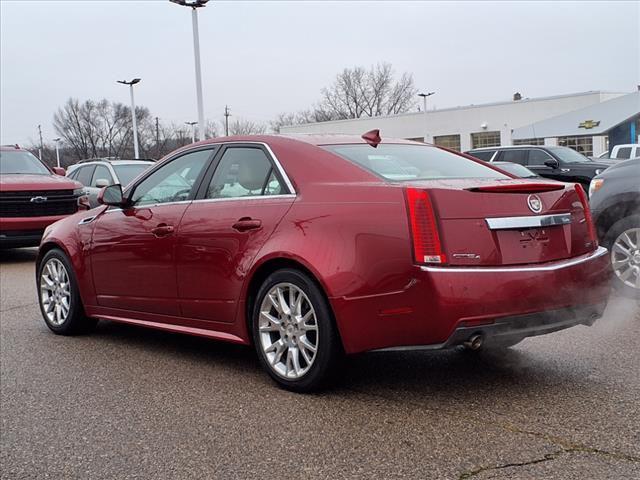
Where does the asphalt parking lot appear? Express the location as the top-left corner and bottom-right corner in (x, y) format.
(1, 248), (639, 479)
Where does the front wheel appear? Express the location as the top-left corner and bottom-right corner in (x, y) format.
(252, 269), (342, 392)
(37, 249), (98, 335)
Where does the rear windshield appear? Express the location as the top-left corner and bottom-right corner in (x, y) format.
(324, 144), (508, 181)
(113, 164), (151, 186)
(0, 150), (50, 175)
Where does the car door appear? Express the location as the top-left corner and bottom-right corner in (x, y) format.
(176, 144), (296, 324)
(525, 148), (566, 181)
(90, 148), (216, 316)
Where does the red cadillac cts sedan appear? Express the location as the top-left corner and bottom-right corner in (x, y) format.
(36, 133), (611, 391)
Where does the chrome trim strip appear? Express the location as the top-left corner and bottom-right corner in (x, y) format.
(486, 213), (572, 230)
(421, 246), (607, 273)
(192, 194), (296, 204)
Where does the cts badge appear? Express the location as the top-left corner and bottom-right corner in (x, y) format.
(527, 194), (542, 213)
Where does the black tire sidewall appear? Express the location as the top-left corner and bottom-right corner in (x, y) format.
(251, 268), (340, 392)
(37, 249), (87, 334)
(604, 214), (640, 298)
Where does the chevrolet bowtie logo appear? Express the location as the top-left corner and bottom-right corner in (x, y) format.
(30, 196), (48, 203)
(578, 120), (600, 129)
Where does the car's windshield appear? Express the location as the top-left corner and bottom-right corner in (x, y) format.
(113, 164), (151, 187)
(0, 150), (51, 175)
(324, 144), (509, 181)
(548, 146), (592, 163)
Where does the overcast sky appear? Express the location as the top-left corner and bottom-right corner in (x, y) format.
(1, 0), (638, 146)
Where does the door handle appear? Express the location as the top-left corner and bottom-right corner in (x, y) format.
(151, 224), (175, 237)
(232, 217), (262, 232)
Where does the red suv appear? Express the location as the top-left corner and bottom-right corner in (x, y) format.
(36, 134), (611, 391)
(0, 145), (85, 248)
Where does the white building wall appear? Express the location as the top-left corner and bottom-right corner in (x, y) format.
(281, 91), (625, 151)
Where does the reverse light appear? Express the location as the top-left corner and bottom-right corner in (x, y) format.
(405, 188), (446, 264)
(575, 184), (598, 250)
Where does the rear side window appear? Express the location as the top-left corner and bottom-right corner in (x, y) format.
(205, 147), (284, 199)
(498, 149), (527, 165)
(325, 145), (508, 181)
(76, 165), (95, 186)
(615, 147), (632, 159)
(466, 150), (495, 161)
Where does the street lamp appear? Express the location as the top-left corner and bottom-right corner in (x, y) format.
(418, 91), (436, 143)
(52, 138), (61, 168)
(170, 0), (208, 142)
(117, 78), (141, 159)
(185, 121), (197, 143)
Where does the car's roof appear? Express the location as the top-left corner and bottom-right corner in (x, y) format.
(73, 159), (154, 166)
(0, 145), (27, 152)
(468, 145), (548, 151)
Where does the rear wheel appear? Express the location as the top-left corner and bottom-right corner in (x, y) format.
(604, 215), (640, 298)
(37, 249), (98, 335)
(252, 269), (341, 392)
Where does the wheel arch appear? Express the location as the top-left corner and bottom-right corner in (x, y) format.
(243, 255), (344, 351)
(595, 195), (640, 243)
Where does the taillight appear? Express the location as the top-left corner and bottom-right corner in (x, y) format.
(575, 184), (598, 250)
(405, 188), (446, 264)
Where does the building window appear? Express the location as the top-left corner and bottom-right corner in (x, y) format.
(471, 131), (501, 149)
(406, 137), (425, 143)
(434, 134), (461, 151)
(513, 138), (544, 146)
(558, 136), (593, 157)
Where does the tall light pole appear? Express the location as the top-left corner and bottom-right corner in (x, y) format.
(185, 121), (197, 143)
(52, 138), (61, 167)
(418, 91), (435, 143)
(117, 78), (141, 159)
(170, 0), (208, 141)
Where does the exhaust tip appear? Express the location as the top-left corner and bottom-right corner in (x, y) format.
(463, 334), (484, 351)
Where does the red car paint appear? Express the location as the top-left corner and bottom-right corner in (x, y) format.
(1, 146), (84, 247)
(38, 135), (611, 353)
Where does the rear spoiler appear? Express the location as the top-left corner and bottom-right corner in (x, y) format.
(466, 183), (565, 193)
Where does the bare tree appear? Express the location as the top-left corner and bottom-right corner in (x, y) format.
(228, 118), (266, 135)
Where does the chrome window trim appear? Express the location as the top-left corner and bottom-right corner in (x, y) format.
(485, 213), (572, 230)
(421, 246), (607, 273)
(193, 194), (296, 204)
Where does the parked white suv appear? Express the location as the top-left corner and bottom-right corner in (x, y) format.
(67, 159), (154, 207)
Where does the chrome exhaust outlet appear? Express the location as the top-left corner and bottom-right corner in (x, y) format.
(463, 334), (483, 350)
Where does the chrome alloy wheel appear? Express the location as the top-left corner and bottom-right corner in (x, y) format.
(258, 282), (319, 379)
(611, 227), (640, 289)
(40, 258), (71, 326)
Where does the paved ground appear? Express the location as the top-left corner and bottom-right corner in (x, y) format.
(1, 248), (639, 480)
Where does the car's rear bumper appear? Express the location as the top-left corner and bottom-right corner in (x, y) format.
(0, 215), (68, 248)
(332, 246), (612, 354)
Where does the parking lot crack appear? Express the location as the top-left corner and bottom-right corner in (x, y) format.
(458, 450), (564, 479)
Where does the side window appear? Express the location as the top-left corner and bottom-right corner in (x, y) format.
(131, 149), (213, 207)
(205, 147), (284, 199)
(528, 149), (554, 166)
(76, 165), (95, 186)
(615, 147), (632, 159)
(467, 150), (495, 161)
(91, 165), (114, 187)
(67, 169), (79, 180)
(499, 149), (527, 165)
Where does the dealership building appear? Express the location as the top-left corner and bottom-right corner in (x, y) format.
(281, 90), (640, 157)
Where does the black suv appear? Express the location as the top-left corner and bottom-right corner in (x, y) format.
(589, 157), (640, 297)
(466, 145), (612, 192)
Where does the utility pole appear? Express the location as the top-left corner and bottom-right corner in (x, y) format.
(37, 125), (44, 160)
(117, 78), (141, 159)
(155, 117), (160, 157)
(52, 138), (61, 167)
(185, 121), (197, 143)
(418, 91), (436, 143)
(224, 105), (231, 136)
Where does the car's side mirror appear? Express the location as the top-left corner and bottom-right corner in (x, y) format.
(544, 159), (559, 169)
(95, 178), (110, 188)
(97, 184), (127, 207)
(52, 167), (66, 176)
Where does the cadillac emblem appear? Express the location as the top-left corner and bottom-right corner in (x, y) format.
(527, 194), (542, 213)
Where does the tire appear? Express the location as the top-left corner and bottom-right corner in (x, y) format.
(37, 249), (98, 335)
(251, 268), (342, 392)
(603, 215), (640, 298)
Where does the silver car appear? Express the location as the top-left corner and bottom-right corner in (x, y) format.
(67, 159), (154, 207)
